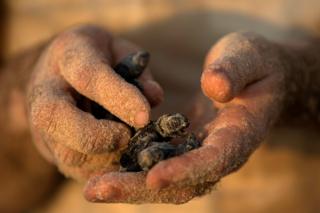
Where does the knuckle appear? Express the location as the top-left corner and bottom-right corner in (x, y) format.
(230, 31), (273, 57)
(78, 132), (102, 154)
(77, 122), (130, 154)
(51, 24), (111, 54)
(57, 47), (97, 92)
(75, 65), (96, 92)
(226, 31), (261, 45)
(217, 31), (267, 56)
(81, 136), (96, 153)
(50, 31), (77, 55)
(60, 49), (96, 92)
(84, 134), (111, 154)
(52, 25), (99, 47)
(50, 29), (89, 62)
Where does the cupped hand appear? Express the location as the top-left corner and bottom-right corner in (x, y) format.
(84, 31), (291, 203)
(27, 25), (163, 180)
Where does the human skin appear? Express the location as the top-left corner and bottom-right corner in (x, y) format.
(1, 25), (320, 204)
(25, 25), (165, 181)
(84, 31), (320, 203)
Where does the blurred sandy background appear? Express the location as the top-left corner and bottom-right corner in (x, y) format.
(2, 0), (320, 212)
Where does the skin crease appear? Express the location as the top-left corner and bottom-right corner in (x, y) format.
(2, 24), (319, 204)
(26, 25), (164, 180)
(84, 31), (320, 203)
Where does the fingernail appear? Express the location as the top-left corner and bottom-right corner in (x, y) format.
(135, 111), (149, 127)
(201, 66), (233, 102)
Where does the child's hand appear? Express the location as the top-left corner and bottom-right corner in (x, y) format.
(27, 25), (163, 180)
(84, 32), (293, 203)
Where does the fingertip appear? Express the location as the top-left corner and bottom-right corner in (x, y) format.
(134, 110), (150, 128)
(201, 64), (234, 103)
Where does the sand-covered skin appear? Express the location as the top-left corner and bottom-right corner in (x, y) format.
(7, 25), (319, 203)
(84, 31), (320, 203)
(146, 32), (286, 188)
(26, 25), (163, 180)
(146, 32), (316, 190)
(84, 172), (216, 204)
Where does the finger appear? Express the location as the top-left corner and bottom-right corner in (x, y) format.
(147, 74), (284, 189)
(29, 79), (131, 155)
(112, 38), (164, 107)
(84, 172), (215, 204)
(31, 113), (92, 180)
(50, 142), (120, 180)
(138, 72), (164, 107)
(201, 32), (278, 102)
(146, 108), (257, 189)
(48, 141), (87, 167)
(53, 30), (150, 127)
(43, 129), (121, 181)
